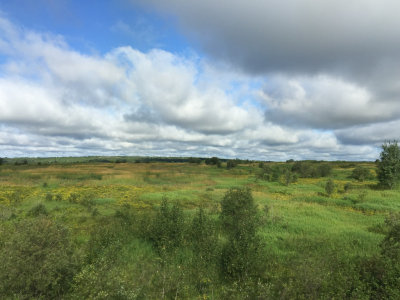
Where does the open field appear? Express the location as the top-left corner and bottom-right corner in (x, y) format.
(1, 158), (399, 299)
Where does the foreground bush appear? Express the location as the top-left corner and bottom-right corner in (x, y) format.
(360, 213), (400, 299)
(0, 217), (79, 299)
(220, 188), (267, 284)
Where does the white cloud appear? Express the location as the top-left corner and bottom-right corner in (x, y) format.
(110, 47), (261, 134)
(0, 14), (388, 160)
(260, 75), (400, 129)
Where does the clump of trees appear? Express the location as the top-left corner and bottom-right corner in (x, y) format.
(205, 157), (221, 167)
(351, 166), (373, 182)
(377, 141), (400, 189)
(291, 161), (332, 178)
(188, 157), (202, 164)
(258, 161), (331, 185)
(226, 159), (239, 169)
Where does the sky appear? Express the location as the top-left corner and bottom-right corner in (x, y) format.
(0, 0), (399, 160)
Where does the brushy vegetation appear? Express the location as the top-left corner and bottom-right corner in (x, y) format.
(1, 155), (400, 299)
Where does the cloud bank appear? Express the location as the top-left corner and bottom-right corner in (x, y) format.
(1, 5), (396, 160)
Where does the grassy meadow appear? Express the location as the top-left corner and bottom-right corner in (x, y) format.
(0, 158), (399, 299)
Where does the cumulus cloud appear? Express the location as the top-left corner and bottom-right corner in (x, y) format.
(0, 11), (391, 160)
(112, 47), (260, 134)
(0, 15), (282, 159)
(260, 75), (400, 129)
(335, 120), (400, 145)
(132, 0), (400, 156)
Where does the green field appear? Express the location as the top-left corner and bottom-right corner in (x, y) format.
(0, 158), (399, 299)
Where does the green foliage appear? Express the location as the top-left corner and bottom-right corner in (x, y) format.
(351, 166), (373, 182)
(258, 164), (282, 182)
(85, 219), (126, 264)
(0, 218), (79, 299)
(227, 159), (238, 169)
(190, 208), (218, 263)
(377, 141), (400, 189)
(68, 192), (79, 203)
(188, 157), (202, 164)
(150, 198), (184, 253)
(360, 213), (400, 299)
(325, 179), (335, 196)
(0, 157), (3, 165)
(205, 156), (220, 166)
(189, 208), (219, 294)
(317, 163), (333, 177)
(283, 168), (298, 186)
(344, 182), (353, 192)
(292, 161), (332, 178)
(380, 213), (400, 261)
(220, 188), (266, 283)
(2, 158), (400, 298)
(28, 203), (48, 216)
(72, 239), (155, 299)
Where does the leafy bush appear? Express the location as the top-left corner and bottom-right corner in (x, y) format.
(325, 179), (335, 196)
(205, 157), (220, 166)
(283, 168), (298, 186)
(45, 192), (53, 202)
(219, 188), (266, 283)
(351, 166), (373, 182)
(258, 165), (282, 182)
(344, 182), (353, 192)
(360, 213), (400, 298)
(149, 198), (184, 253)
(189, 208), (219, 294)
(28, 203), (48, 216)
(377, 141), (400, 189)
(226, 160), (238, 169)
(0, 218), (79, 299)
(292, 162), (332, 178)
(188, 157), (202, 164)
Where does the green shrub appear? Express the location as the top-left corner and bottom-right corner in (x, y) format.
(0, 218), (79, 298)
(149, 198), (184, 253)
(188, 157), (202, 164)
(283, 168), (298, 186)
(360, 213), (400, 298)
(317, 164), (332, 177)
(45, 192), (53, 202)
(68, 192), (79, 203)
(377, 141), (400, 189)
(351, 166), (373, 182)
(344, 182), (353, 192)
(189, 208), (219, 294)
(28, 203), (48, 216)
(219, 188), (266, 283)
(227, 160), (238, 169)
(325, 179), (335, 196)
